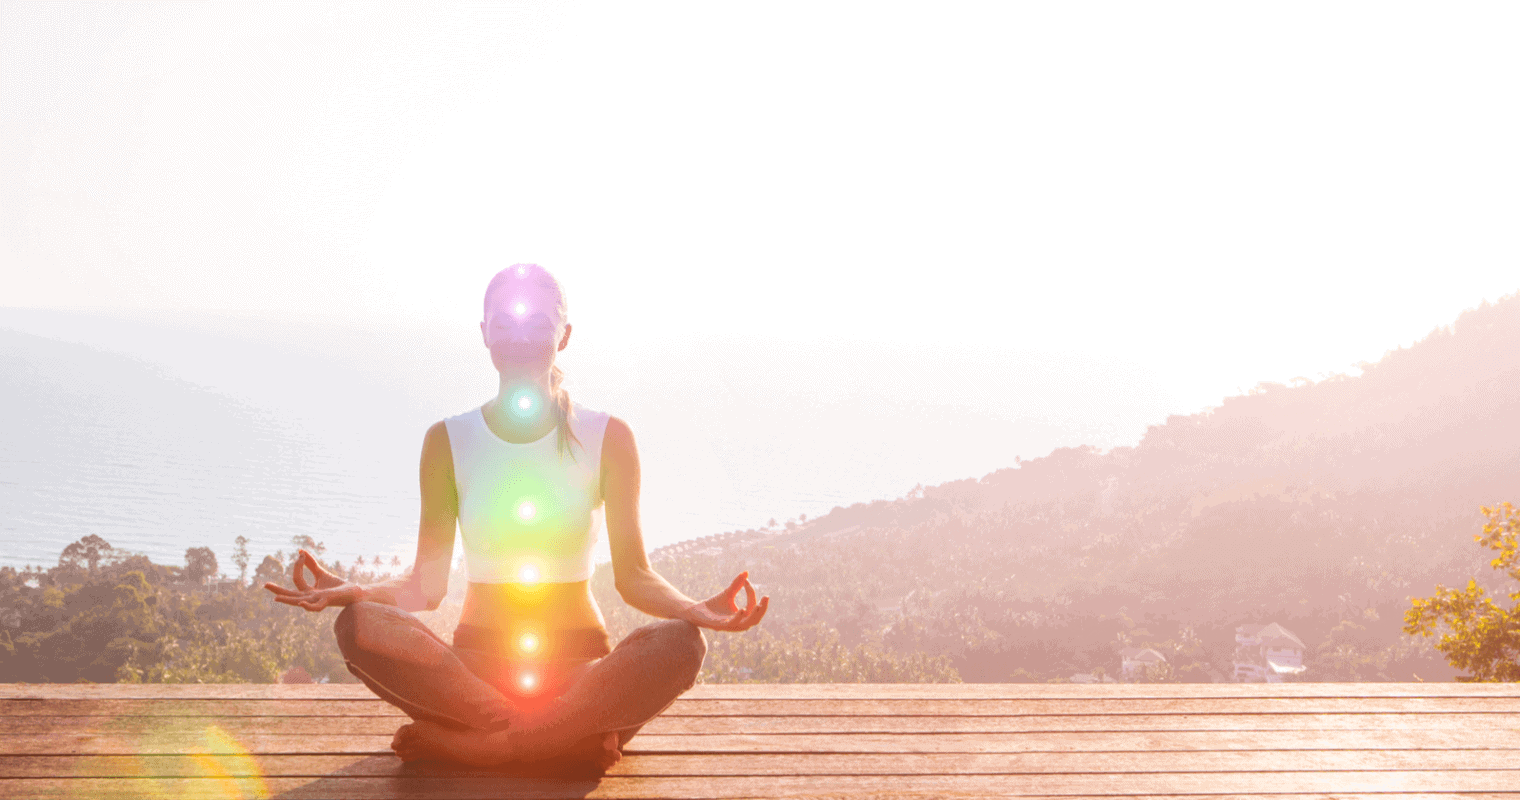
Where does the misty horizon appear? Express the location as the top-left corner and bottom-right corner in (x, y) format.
(4, 290), (1517, 579)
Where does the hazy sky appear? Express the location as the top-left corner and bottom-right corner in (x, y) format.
(4, 2), (1520, 548)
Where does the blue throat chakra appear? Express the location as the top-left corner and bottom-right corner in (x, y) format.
(508, 387), (540, 420)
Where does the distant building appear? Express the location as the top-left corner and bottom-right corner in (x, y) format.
(1118, 647), (1168, 681)
(1233, 622), (1307, 682)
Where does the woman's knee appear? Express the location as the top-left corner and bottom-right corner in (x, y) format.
(333, 601), (380, 658)
(334, 602), (443, 665)
(656, 618), (707, 672)
(332, 602), (364, 660)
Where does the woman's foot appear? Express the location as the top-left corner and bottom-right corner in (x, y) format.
(391, 721), (622, 771)
(392, 721), (506, 766)
(562, 731), (622, 771)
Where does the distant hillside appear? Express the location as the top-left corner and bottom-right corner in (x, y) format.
(616, 292), (1520, 683)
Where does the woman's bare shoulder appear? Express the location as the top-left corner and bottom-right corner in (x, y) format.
(603, 415), (635, 451)
(421, 420), (455, 464)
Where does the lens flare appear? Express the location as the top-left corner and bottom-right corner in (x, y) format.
(116, 722), (269, 800)
(519, 632), (539, 653)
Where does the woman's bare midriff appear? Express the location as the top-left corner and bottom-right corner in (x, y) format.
(459, 580), (607, 633)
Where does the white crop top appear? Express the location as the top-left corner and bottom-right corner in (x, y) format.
(443, 401), (612, 584)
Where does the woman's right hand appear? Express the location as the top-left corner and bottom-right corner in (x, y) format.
(263, 549), (366, 612)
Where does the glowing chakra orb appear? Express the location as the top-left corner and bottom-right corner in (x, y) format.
(517, 396), (532, 411)
(513, 302), (527, 316)
(518, 564), (540, 583)
(519, 633), (539, 653)
(517, 265), (527, 276)
(520, 671), (537, 690)
(516, 501), (536, 521)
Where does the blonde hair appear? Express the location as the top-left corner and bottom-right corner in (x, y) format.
(483, 263), (584, 461)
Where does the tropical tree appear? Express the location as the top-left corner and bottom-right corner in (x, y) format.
(59, 535), (118, 575)
(253, 555), (286, 585)
(290, 535), (325, 557)
(1403, 503), (1520, 682)
(232, 536), (250, 585)
(183, 547), (219, 585)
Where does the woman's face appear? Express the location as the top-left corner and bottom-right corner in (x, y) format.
(480, 286), (568, 377)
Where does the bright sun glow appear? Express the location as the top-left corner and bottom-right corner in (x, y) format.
(519, 633), (538, 653)
(518, 564), (539, 583)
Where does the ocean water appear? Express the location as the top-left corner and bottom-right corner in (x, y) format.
(0, 329), (418, 572)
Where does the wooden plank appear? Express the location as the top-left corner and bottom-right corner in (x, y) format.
(5, 711), (1516, 738)
(2, 771), (1520, 799)
(680, 682), (1520, 699)
(1, 728), (1510, 756)
(5, 696), (1519, 717)
(0, 699), (404, 717)
(602, 712), (1520, 734)
(5, 682), (1519, 701)
(4, 749), (1519, 778)
(664, 696), (1520, 714)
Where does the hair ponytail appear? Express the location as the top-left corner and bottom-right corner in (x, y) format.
(548, 362), (583, 462)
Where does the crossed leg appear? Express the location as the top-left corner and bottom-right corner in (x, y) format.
(334, 602), (707, 770)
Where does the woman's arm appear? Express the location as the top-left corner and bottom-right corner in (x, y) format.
(603, 416), (699, 618)
(603, 416), (768, 630)
(359, 421), (458, 611)
(266, 422), (457, 613)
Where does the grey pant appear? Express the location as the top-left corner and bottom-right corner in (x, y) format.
(333, 601), (707, 752)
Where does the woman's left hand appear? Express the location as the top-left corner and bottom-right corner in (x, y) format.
(682, 571), (769, 631)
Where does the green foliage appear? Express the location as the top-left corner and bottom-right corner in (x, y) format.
(0, 537), (367, 684)
(1133, 660), (1176, 684)
(1404, 503), (1520, 682)
(58, 534), (120, 575)
(183, 547), (218, 585)
(589, 544), (962, 684)
(253, 554), (286, 585)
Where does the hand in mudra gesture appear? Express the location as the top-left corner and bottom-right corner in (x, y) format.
(264, 549), (364, 612)
(682, 571), (769, 631)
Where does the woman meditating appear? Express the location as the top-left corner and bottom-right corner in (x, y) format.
(263, 263), (769, 770)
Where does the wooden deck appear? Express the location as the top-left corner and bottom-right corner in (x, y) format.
(2, 682), (1518, 799)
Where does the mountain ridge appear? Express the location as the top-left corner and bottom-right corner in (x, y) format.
(629, 291), (1520, 683)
